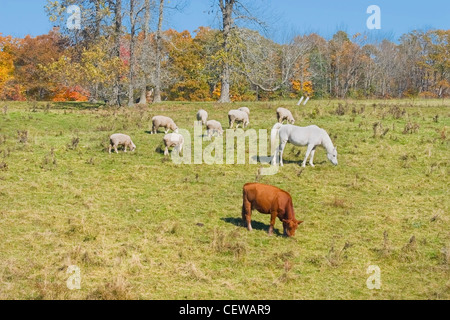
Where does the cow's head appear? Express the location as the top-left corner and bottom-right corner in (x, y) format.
(282, 219), (303, 237)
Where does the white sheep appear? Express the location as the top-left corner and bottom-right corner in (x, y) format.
(276, 107), (295, 124)
(206, 120), (224, 139)
(228, 110), (250, 129)
(238, 107), (250, 116)
(151, 116), (178, 134)
(163, 133), (184, 156)
(196, 109), (208, 126)
(109, 133), (136, 154)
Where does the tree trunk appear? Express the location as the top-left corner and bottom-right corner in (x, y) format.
(94, 0), (101, 39)
(111, 0), (122, 107)
(153, 0), (164, 103)
(139, 0), (151, 105)
(218, 0), (234, 103)
(128, 0), (136, 107)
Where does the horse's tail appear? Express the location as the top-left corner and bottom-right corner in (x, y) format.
(271, 123), (283, 155)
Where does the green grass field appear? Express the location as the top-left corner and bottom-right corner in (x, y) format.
(0, 99), (448, 300)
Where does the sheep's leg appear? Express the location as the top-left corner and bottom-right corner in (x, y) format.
(164, 147), (169, 156)
(302, 144), (314, 167)
(124, 145), (127, 153)
(114, 145), (119, 154)
(109, 145), (112, 154)
(309, 147), (317, 167)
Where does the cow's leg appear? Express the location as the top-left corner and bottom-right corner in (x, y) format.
(309, 147), (317, 167)
(279, 140), (287, 167)
(268, 211), (277, 236)
(242, 199), (253, 231)
(302, 144), (314, 167)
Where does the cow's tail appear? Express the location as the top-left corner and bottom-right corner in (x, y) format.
(270, 123), (283, 159)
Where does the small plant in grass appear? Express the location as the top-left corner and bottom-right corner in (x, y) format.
(68, 137), (80, 150)
(41, 148), (57, 170)
(86, 275), (135, 300)
(433, 115), (439, 123)
(399, 235), (418, 262)
(389, 106), (406, 119)
(0, 161), (8, 171)
(334, 103), (347, 116)
(17, 130), (28, 144)
(373, 122), (389, 138)
(403, 122), (420, 134)
(325, 241), (352, 267)
(441, 127), (447, 141)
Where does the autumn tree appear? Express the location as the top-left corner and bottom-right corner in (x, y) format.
(214, 0), (266, 103)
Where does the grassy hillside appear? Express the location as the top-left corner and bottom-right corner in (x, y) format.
(0, 99), (448, 300)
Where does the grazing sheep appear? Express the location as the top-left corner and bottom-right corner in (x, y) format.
(206, 120), (224, 139)
(196, 109), (208, 126)
(228, 110), (250, 129)
(109, 133), (136, 154)
(151, 116), (178, 134)
(238, 107), (250, 116)
(276, 107), (295, 124)
(163, 133), (184, 156)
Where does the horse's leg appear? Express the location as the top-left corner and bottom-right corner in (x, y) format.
(302, 144), (314, 167)
(279, 141), (287, 167)
(268, 211), (277, 236)
(309, 147), (317, 167)
(271, 148), (278, 166)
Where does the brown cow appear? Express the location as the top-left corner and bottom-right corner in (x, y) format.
(242, 183), (303, 237)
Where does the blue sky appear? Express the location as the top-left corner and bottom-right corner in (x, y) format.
(0, 0), (449, 42)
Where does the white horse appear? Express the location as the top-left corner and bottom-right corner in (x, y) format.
(271, 123), (338, 167)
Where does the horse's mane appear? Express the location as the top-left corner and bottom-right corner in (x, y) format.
(321, 129), (334, 153)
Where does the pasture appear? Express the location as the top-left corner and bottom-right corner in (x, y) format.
(0, 99), (448, 300)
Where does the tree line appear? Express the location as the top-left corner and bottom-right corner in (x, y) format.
(0, 0), (448, 104)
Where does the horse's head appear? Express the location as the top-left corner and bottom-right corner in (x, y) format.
(282, 219), (303, 237)
(327, 147), (338, 166)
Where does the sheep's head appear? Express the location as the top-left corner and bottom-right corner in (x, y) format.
(289, 118), (295, 124)
(174, 127), (179, 134)
(130, 142), (136, 152)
